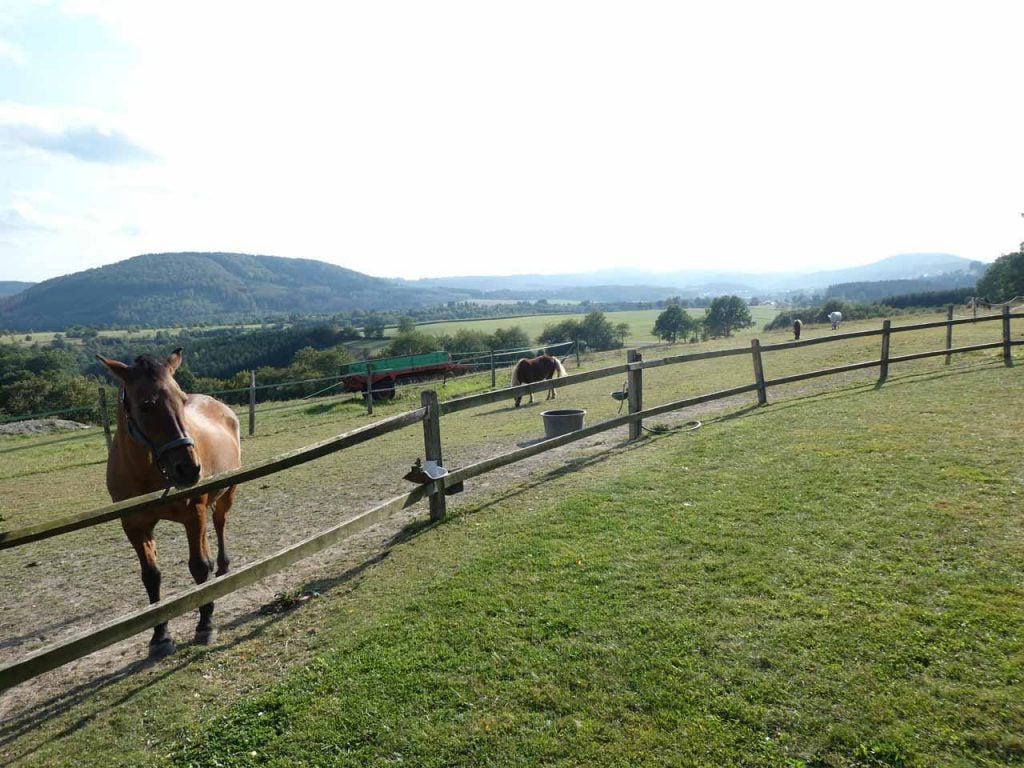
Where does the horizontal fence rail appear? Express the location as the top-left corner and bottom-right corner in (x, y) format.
(0, 485), (432, 690)
(0, 408), (427, 550)
(441, 362), (630, 415)
(1, 308), (1020, 690)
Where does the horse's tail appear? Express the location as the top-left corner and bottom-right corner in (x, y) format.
(552, 357), (567, 379)
(510, 358), (525, 387)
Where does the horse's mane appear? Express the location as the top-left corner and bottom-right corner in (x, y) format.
(510, 357), (526, 387)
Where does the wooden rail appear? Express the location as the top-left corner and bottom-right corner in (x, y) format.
(0, 486), (431, 690)
(1, 309), (1020, 690)
(0, 408), (427, 550)
(440, 362), (630, 415)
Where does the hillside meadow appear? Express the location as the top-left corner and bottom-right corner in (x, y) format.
(413, 306), (781, 346)
(0, 305), (779, 352)
(0, 309), (1020, 766)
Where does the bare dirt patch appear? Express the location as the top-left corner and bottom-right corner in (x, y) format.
(0, 419), (91, 436)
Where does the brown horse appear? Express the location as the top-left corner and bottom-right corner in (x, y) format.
(98, 349), (241, 657)
(510, 354), (568, 408)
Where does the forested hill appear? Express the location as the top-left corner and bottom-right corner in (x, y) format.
(0, 281), (33, 298)
(0, 252), (477, 331)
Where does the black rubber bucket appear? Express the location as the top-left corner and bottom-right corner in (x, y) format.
(541, 408), (586, 439)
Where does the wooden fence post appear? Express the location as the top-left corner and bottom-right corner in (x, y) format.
(1002, 304), (1012, 364)
(248, 371), (256, 437)
(879, 319), (892, 381)
(490, 351), (496, 389)
(945, 304), (954, 365)
(751, 339), (767, 405)
(365, 364), (374, 416)
(627, 349), (643, 440)
(575, 341), (581, 368)
(420, 390), (446, 522)
(98, 386), (112, 451)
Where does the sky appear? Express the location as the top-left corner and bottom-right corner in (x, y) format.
(1, 1), (1022, 284)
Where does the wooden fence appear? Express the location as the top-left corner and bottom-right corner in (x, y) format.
(1, 308), (1020, 690)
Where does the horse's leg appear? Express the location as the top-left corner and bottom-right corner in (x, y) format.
(183, 504), (217, 644)
(212, 486), (237, 577)
(123, 521), (175, 657)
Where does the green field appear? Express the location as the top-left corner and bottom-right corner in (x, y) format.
(415, 306), (781, 346)
(0, 310), (1021, 767)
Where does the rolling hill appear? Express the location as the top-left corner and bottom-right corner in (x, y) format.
(0, 281), (34, 298)
(0, 251), (989, 331)
(0, 252), (479, 331)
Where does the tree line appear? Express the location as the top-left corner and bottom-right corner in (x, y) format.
(3, 248), (1022, 425)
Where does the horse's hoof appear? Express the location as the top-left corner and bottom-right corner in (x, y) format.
(194, 628), (218, 646)
(148, 637), (176, 659)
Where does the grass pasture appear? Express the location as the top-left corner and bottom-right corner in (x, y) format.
(414, 306), (781, 346)
(0, 310), (1021, 766)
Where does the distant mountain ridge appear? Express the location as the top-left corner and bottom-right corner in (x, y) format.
(0, 251), (986, 331)
(408, 253), (984, 296)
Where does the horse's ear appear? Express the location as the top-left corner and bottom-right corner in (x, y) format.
(96, 355), (130, 383)
(166, 348), (183, 373)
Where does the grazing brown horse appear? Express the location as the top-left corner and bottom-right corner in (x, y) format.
(793, 318), (802, 340)
(98, 349), (241, 657)
(510, 354), (568, 408)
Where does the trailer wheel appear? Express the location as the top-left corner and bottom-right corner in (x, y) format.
(372, 376), (396, 400)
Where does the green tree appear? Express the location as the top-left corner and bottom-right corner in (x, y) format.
(362, 317), (386, 339)
(703, 296), (754, 338)
(397, 316), (416, 334)
(538, 318), (583, 348)
(580, 311), (616, 351)
(652, 305), (697, 343)
(386, 331), (441, 356)
(614, 322), (631, 347)
(489, 326), (530, 351)
(976, 251), (1024, 302)
(291, 346), (354, 377)
(444, 329), (492, 356)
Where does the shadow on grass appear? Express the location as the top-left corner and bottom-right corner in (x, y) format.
(0, 516), (435, 762)
(451, 433), (652, 519)
(0, 652), (192, 761)
(2, 358), (1010, 760)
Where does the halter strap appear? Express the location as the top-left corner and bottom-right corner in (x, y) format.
(120, 389), (196, 474)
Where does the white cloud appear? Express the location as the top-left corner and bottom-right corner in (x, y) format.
(0, 1), (1021, 282)
(0, 38), (26, 65)
(0, 102), (155, 164)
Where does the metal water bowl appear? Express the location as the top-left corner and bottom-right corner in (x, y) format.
(541, 408), (586, 439)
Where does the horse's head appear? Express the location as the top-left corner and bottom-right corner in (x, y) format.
(97, 348), (201, 487)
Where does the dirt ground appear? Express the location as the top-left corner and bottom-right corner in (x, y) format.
(0, 398), (739, 730)
(0, 419), (91, 436)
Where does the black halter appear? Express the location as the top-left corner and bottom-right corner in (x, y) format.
(120, 389), (196, 481)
